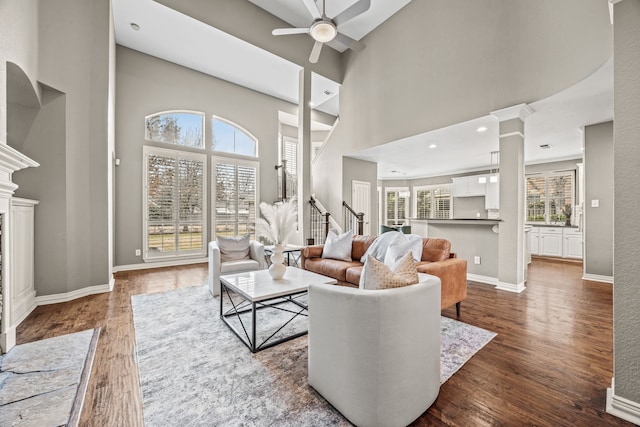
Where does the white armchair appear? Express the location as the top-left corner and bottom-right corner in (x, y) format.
(308, 274), (441, 427)
(208, 240), (266, 296)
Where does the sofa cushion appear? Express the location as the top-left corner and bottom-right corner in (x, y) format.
(305, 258), (362, 282)
(322, 230), (353, 261)
(345, 265), (363, 284)
(421, 238), (452, 262)
(220, 259), (260, 274)
(360, 253), (419, 290)
(217, 234), (251, 262)
(351, 235), (378, 261)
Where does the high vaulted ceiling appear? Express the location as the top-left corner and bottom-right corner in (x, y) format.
(113, 0), (613, 179)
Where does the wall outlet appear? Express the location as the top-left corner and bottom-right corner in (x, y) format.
(591, 199), (600, 208)
(474, 256), (481, 265)
(135, 249), (141, 256)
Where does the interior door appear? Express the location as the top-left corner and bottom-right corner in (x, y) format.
(352, 180), (371, 235)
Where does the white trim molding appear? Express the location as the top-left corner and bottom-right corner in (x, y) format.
(582, 273), (614, 284)
(496, 281), (526, 293)
(113, 257), (208, 273)
(467, 274), (498, 286)
(607, 378), (640, 425)
(498, 131), (525, 139)
(490, 103), (534, 122)
(35, 283), (112, 306)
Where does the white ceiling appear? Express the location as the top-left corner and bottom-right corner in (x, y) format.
(248, 0), (412, 52)
(112, 0), (613, 180)
(351, 59), (613, 179)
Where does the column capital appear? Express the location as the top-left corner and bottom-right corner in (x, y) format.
(490, 103), (534, 122)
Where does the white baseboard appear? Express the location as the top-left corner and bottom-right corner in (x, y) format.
(467, 273), (498, 286)
(496, 280), (526, 293)
(607, 378), (640, 425)
(582, 273), (613, 284)
(113, 257), (207, 272)
(11, 297), (37, 329)
(0, 327), (16, 353)
(35, 283), (112, 306)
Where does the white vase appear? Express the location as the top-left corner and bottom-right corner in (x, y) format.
(269, 243), (287, 280)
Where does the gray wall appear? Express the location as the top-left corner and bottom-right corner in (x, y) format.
(10, 0), (113, 295)
(584, 122), (613, 277)
(115, 46), (300, 266)
(342, 157), (378, 235)
(427, 224), (499, 278)
(613, 0), (640, 406)
(525, 158), (582, 175)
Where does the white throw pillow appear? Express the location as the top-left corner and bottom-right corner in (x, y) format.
(321, 229), (353, 262)
(359, 231), (402, 263)
(384, 233), (423, 269)
(217, 234), (251, 262)
(359, 253), (419, 290)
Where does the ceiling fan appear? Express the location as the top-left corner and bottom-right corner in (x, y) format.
(272, 0), (370, 63)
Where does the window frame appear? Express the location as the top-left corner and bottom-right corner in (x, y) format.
(385, 187), (410, 226)
(526, 170), (576, 225)
(211, 155), (260, 240)
(144, 110), (205, 149)
(412, 184), (453, 220)
(211, 115), (259, 158)
(142, 145), (208, 261)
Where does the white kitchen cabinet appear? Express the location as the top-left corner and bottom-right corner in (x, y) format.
(452, 176), (486, 197)
(485, 176), (499, 209)
(563, 228), (583, 259)
(539, 227), (563, 257)
(529, 228), (540, 255)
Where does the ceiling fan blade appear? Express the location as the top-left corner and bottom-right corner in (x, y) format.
(309, 40), (323, 63)
(272, 27), (310, 36)
(302, 0), (322, 20)
(333, 0), (371, 26)
(335, 32), (365, 52)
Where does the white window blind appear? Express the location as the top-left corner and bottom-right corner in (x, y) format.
(385, 188), (409, 225)
(213, 157), (258, 238)
(144, 146), (206, 260)
(526, 172), (574, 224)
(414, 185), (451, 220)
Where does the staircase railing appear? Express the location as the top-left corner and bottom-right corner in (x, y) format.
(343, 201), (364, 235)
(309, 196), (331, 245)
(275, 160), (297, 201)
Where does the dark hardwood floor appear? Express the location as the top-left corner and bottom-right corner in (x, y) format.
(16, 260), (633, 426)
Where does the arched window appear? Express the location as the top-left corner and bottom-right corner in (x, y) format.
(212, 117), (258, 157)
(145, 111), (204, 149)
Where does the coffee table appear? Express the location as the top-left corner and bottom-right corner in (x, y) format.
(219, 267), (337, 352)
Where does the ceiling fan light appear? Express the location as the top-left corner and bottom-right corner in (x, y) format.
(310, 21), (337, 43)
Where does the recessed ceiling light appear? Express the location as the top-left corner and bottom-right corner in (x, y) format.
(308, 101), (314, 107)
(476, 126), (488, 133)
(428, 144), (437, 149)
(130, 22), (140, 31)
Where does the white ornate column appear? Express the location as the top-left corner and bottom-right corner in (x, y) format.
(491, 103), (533, 293)
(0, 143), (39, 353)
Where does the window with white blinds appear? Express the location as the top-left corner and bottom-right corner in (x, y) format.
(526, 171), (575, 224)
(143, 146), (207, 260)
(213, 156), (259, 238)
(385, 188), (409, 226)
(414, 185), (452, 219)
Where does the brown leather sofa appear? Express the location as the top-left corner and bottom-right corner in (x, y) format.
(301, 235), (468, 315)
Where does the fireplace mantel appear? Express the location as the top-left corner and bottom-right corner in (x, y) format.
(0, 141), (39, 353)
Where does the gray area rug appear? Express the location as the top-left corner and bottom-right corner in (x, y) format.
(132, 285), (496, 426)
(0, 328), (99, 427)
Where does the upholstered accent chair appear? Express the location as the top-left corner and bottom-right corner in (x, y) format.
(208, 240), (266, 296)
(308, 275), (441, 427)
